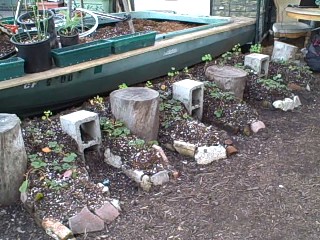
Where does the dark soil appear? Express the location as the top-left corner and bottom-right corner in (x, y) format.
(1, 20), (320, 240)
(0, 33), (15, 59)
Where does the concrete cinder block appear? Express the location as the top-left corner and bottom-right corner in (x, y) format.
(60, 110), (101, 153)
(244, 53), (270, 77)
(172, 79), (204, 120)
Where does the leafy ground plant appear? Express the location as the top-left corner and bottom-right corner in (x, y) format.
(257, 74), (288, 91)
(100, 117), (131, 137)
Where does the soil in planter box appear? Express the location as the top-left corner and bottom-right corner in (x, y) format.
(81, 19), (202, 43)
(0, 33), (15, 59)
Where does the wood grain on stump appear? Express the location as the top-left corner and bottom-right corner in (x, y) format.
(0, 114), (27, 206)
(110, 87), (160, 141)
(205, 65), (248, 100)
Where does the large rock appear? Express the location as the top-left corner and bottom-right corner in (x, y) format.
(104, 148), (122, 168)
(68, 206), (104, 234)
(173, 140), (196, 157)
(0, 114), (27, 206)
(205, 65), (248, 100)
(150, 170), (170, 185)
(195, 145), (227, 165)
(110, 87), (160, 141)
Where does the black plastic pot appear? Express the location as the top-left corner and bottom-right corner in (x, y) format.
(58, 28), (80, 47)
(17, 10), (57, 48)
(10, 31), (52, 73)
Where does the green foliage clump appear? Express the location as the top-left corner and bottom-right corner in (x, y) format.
(250, 43), (262, 53)
(257, 74), (287, 91)
(118, 83), (128, 89)
(100, 118), (130, 138)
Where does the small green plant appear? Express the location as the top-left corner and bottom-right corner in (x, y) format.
(207, 82), (235, 102)
(214, 108), (224, 118)
(257, 74), (287, 91)
(100, 118), (131, 137)
(220, 44), (242, 65)
(41, 110), (52, 121)
(159, 98), (190, 128)
(202, 54), (212, 65)
(183, 67), (189, 74)
(58, 11), (81, 36)
(167, 67), (179, 79)
(48, 141), (64, 154)
(249, 43), (262, 53)
(45, 179), (68, 191)
(232, 44), (242, 56)
(145, 81), (153, 88)
(118, 83), (128, 89)
(29, 154), (47, 169)
(128, 138), (145, 148)
(52, 152), (77, 172)
(89, 95), (105, 110)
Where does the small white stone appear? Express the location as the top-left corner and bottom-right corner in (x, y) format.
(293, 95), (302, 108)
(306, 84), (311, 91)
(279, 185), (284, 188)
(97, 183), (104, 188)
(102, 186), (109, 193)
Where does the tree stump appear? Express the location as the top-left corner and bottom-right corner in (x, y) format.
(110, 87), (160, 141)
(0, 114), (27, 206)
(205, 65), (248, 100)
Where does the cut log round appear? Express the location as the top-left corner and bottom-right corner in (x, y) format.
(0, 114), (27, 206)
(110, 87), (160, 141)
(205, 65), (248, 100)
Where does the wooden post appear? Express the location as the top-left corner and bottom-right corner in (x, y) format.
(121, 0), (135, 33)
(0, 114), (27, 206)
(110, 87), (160, 141)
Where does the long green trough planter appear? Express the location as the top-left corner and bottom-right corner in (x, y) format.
(0, 11), (256, 116)
(110, 31), (157, 54)
(52, 40), (112, 67)
(0, 57), (25, 81)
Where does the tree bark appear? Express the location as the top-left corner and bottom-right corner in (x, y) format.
(0, 114), (27, 206)
(110, 87), (160, 141)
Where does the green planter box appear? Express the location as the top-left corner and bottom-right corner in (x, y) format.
(0, 57), (25, 81)
(110, 31), (157, 54)
(52, 40), (112, 67)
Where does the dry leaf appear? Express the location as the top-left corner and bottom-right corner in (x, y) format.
(42, 147), (51, 153)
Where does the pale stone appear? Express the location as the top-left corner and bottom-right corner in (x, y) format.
(60, 110), (101, 154)
(273, 96), (301, 111)
(122, 168), (152, 191)
(173, 140), (196, 157)
(195, 145), (227, 165)
(110, 199), (121, 211)
(141, 175), (152, 192)
(293, 95), (302, 107)
(172, 79), (204, 120)
(244, 53), (270, 77)
(68, 206), (104, 234)
(250, 120), (266, 133)
(271, 41), (298, 62)
(95, 202), (120, 223)
(42, 218), (74, 240)
(150, 170), (170, 186)
(104, 148), (122, 168)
